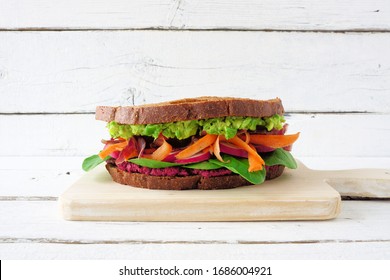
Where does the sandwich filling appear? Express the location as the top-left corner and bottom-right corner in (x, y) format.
(83, 114), (299, 185)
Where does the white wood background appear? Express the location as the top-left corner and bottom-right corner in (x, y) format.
(0, 1), (389, 157)
(1, 0), (390, 260)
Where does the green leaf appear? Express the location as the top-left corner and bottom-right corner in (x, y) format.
(209, 155), (266, 185)
(263, 148), (298, 169)
(82, 155), (108, 171)
(129, 158), (181, 168)
(129, 158), (222, 170)
(183, 161), (221, 170)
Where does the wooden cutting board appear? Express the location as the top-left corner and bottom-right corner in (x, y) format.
(59, 161), (390, 222)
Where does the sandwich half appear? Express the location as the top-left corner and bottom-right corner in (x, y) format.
(82, 96), (299, 190)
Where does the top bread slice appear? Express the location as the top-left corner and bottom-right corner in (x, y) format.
(96, 96), (284, 125)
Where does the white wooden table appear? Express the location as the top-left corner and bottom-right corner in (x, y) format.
(1, 156), (389, 260)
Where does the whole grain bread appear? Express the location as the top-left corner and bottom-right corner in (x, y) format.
(106, 163), (285, 190)
(96, 96), (284, 125)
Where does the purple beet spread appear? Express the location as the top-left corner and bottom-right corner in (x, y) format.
(115, 160), (232, 177)
(109, 159), (281, 179)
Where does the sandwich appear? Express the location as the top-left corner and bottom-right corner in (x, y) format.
(82, 96), (299, 190)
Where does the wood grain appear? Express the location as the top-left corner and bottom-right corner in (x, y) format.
(1, 242), (390, 259)
(0, 0), (389, 31)
(59, 162), (341, 221)
(0, 31), (389, 113)
(0, 201), (389, 243)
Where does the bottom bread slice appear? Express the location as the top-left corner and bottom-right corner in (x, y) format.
(106, 163), (285, 190)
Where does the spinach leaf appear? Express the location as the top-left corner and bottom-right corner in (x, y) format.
(129, 158), (181, 168)
(183, 161), (221, 170)
(82, 155), (109, 171)
(263, 148), (297, 169)
(130, 158), (221, 170)
(209, 155), (266, 184)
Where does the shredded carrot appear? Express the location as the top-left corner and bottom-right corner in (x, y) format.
(248, 144), (264, 172)
(98, 141), (128, 159)
(227, 136), (264, 171)
(213, 136), (225, 163)
(150, 138), (172, 161)
(176, 134), (218, 159)
(203, 145), (213, 155)
(249, 132), (300, 148)
(244, 131), (250, 144)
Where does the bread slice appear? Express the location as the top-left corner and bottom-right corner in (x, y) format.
(96, 96), (284, 125)
(106, 163), (285, 190)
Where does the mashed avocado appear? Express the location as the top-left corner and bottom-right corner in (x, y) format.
(107, 114), (285, 140)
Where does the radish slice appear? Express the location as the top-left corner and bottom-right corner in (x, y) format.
(283, 145), (292, 151)
(163, 149), (183, 162)
(136, 137), (146, 158)
(110, 150), (120, 159)
(219, 142), (248, 158)
(175, 150), (211, 164)
(252, 144), (275, 153)
(115, 138), (138, 164)
(102, 143), (121, 159)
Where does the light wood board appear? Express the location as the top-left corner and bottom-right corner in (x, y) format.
(59, 161), (344, 221)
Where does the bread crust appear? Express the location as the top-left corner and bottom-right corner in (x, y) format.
(106, 163), (285, 190)
(96, 96), (284, 125)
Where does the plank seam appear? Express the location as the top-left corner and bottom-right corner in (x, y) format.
(0, 196), (58, 201)
(1, 238), (390, 245)
(0, 28), (390, 33)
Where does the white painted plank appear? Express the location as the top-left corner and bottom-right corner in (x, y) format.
(0, 201), (389, 243)
(0, 31), (389, 113)
(0, 0), (389, 31)
(1, 242), (390, 259)
(0, 113), (389, 157)
(0, 114), (106, 156)
(2, 156), (390, 197)
(0, 158), (84, 197)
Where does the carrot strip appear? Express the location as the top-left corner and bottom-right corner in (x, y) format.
(249, 132), (300, 148)
(244, 131), (250, 144)
(176, 134), (218, 159)
(213, 136), (225, 163)
(150, 139), (172, 161)
(98, 141), (128, 159)
(248, 144), (264, 172)
(227, 136), (264, 171)
(203, 145), (214, 155)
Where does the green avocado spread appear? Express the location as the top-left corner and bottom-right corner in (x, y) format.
(107, 114), (285, 140)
